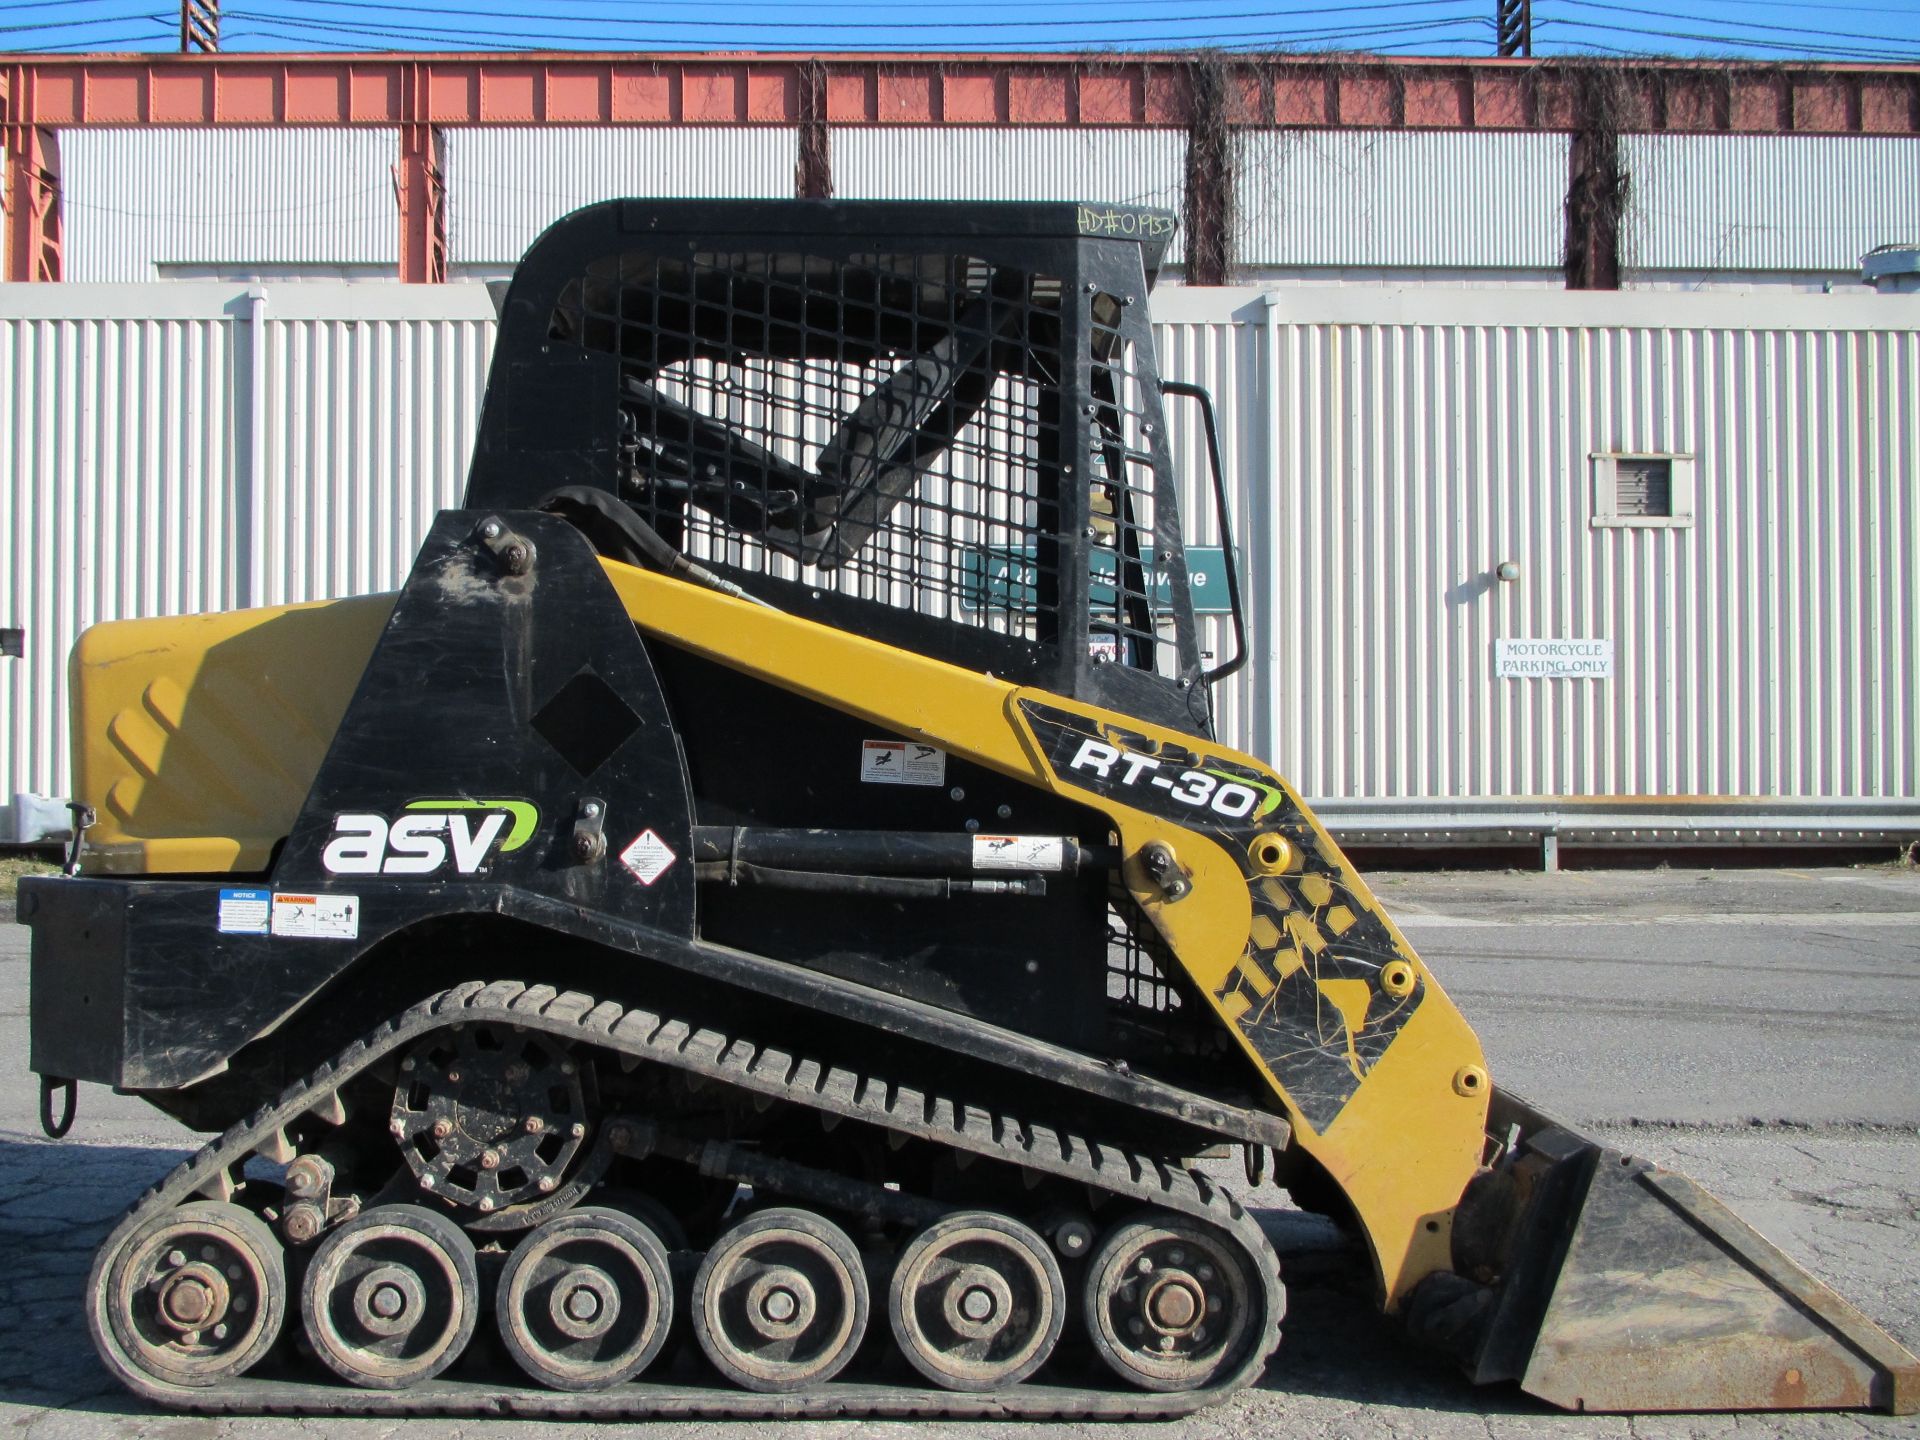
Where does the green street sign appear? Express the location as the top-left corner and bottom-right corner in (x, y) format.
(960, 546), (1235, 615)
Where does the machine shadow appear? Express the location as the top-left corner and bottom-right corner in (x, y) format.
(1250, 1207), (1550, 1416)
(0, 1135), (194, 1416)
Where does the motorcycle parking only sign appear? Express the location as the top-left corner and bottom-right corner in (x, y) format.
(1496, 638), (1613, 679)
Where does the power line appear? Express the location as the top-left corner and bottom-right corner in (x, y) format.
(0, 0), (1513, 9)
(5, 25), (176, 50)
(0, 0), (1901, 25)
(223, 7), (1491, 49)
(248, 0), (1479, 18)
(227, 0), (1479, 34)
(2, 0), (1914, 60)
(1550, 0), (1920, 50)
(1634, 0), (1920, 18)
(0, 9), (167, 31)
(1537, 16), (1919, 59)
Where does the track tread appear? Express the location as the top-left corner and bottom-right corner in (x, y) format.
(475, 979), (528, 1009)
(752, 1048), (797, 1085)
(88, 980), (1285, 1420)
(583, 998), (625, 1034)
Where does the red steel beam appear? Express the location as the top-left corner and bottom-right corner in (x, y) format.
(2, 63), (64, 281)
(1, 53), (1914, 135)
(393, 61), (445, 283)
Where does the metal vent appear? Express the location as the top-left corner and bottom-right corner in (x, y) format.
(1614, 457), (1673, 518)
(1591, 453), (1694, 529)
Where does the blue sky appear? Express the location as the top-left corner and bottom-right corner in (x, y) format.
(5, 0), (1919, 61)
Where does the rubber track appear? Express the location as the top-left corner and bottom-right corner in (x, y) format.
(88, 979), (1286, 1419)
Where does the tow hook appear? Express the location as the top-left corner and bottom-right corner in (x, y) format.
(39, 1075), (76, 1139)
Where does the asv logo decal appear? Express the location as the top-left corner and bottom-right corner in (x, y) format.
(1065, 740), (1281, 822)
(322, 799), (539, 877)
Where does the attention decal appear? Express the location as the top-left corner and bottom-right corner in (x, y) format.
(322, 798), (539, 877)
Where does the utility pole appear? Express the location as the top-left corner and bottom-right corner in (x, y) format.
(180, 0), (219, 52)
(1496, 0), (1531, 56)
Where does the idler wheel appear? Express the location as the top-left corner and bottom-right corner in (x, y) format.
(1083, 1213), (1256, 1392)
(888, 1211), (1065, 1391)
(300, 1205), (478, 1389)
(692, 1208), (869, 1392)
(497, 1207), (675, 1391)
(97, 1201), (285, 1386)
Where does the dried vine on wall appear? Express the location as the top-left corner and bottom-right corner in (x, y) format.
(796, 58), (832, 200)
(1563, 62), (1640, 290)
(1183, 53), (1237, 285)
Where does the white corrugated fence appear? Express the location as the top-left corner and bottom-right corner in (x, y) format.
(52, 125), (1920, 286)
(1232, 131), (1571, 271)
(445, 128), (803, 267)
(1623, 135), (1920, 275)
(62, 129), (401, 282)
(832, 128), (1186, 212)
(4, 281), (1917, 841)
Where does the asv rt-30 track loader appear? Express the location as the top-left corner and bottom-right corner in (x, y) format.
(19, 199), (1918, 1418)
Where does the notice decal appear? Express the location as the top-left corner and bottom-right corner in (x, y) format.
(860, 740), (946, 787)
(216, 888), (271, 936)
(271, 893), (360, 940)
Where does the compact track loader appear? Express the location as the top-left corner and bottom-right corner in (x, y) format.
(19, 199), (1917, 1418)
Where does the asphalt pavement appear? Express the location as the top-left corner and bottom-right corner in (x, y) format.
(3, 863), (1918, 1439)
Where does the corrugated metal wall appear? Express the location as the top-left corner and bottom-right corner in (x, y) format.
(1624, 135), (1920, 274)
(1151, 300), (1269, 753)
(257, 309), (495, 605)
(1, 290), (243, 803)
(54, 126), (1920, 284)
(1155, 286), (1917, 801)
(5, 283), (1916, 817)
(832, 128), (1185, 211)
(0, 287), (497, 804)
(1233, 131), (1570, 270)
(60, 129), (399, 282)
(444, 128), (801, 266)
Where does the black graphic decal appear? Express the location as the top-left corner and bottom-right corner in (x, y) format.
(1020, 699), (1419, 1132)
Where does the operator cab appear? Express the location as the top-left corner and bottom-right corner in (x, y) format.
(466, 199), (1241, 737)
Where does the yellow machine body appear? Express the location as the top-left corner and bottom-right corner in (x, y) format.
(67, 595), (393, 874)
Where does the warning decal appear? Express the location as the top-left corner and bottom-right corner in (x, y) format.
(971, 835), (1068, 873)
(270, 893), (360, 940)
(860, 739), (946, 787)
(620, 828), (678, 886)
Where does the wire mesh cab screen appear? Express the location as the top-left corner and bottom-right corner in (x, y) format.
(469, 203), (1205, 718)
(554, 248), (1066, 650)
